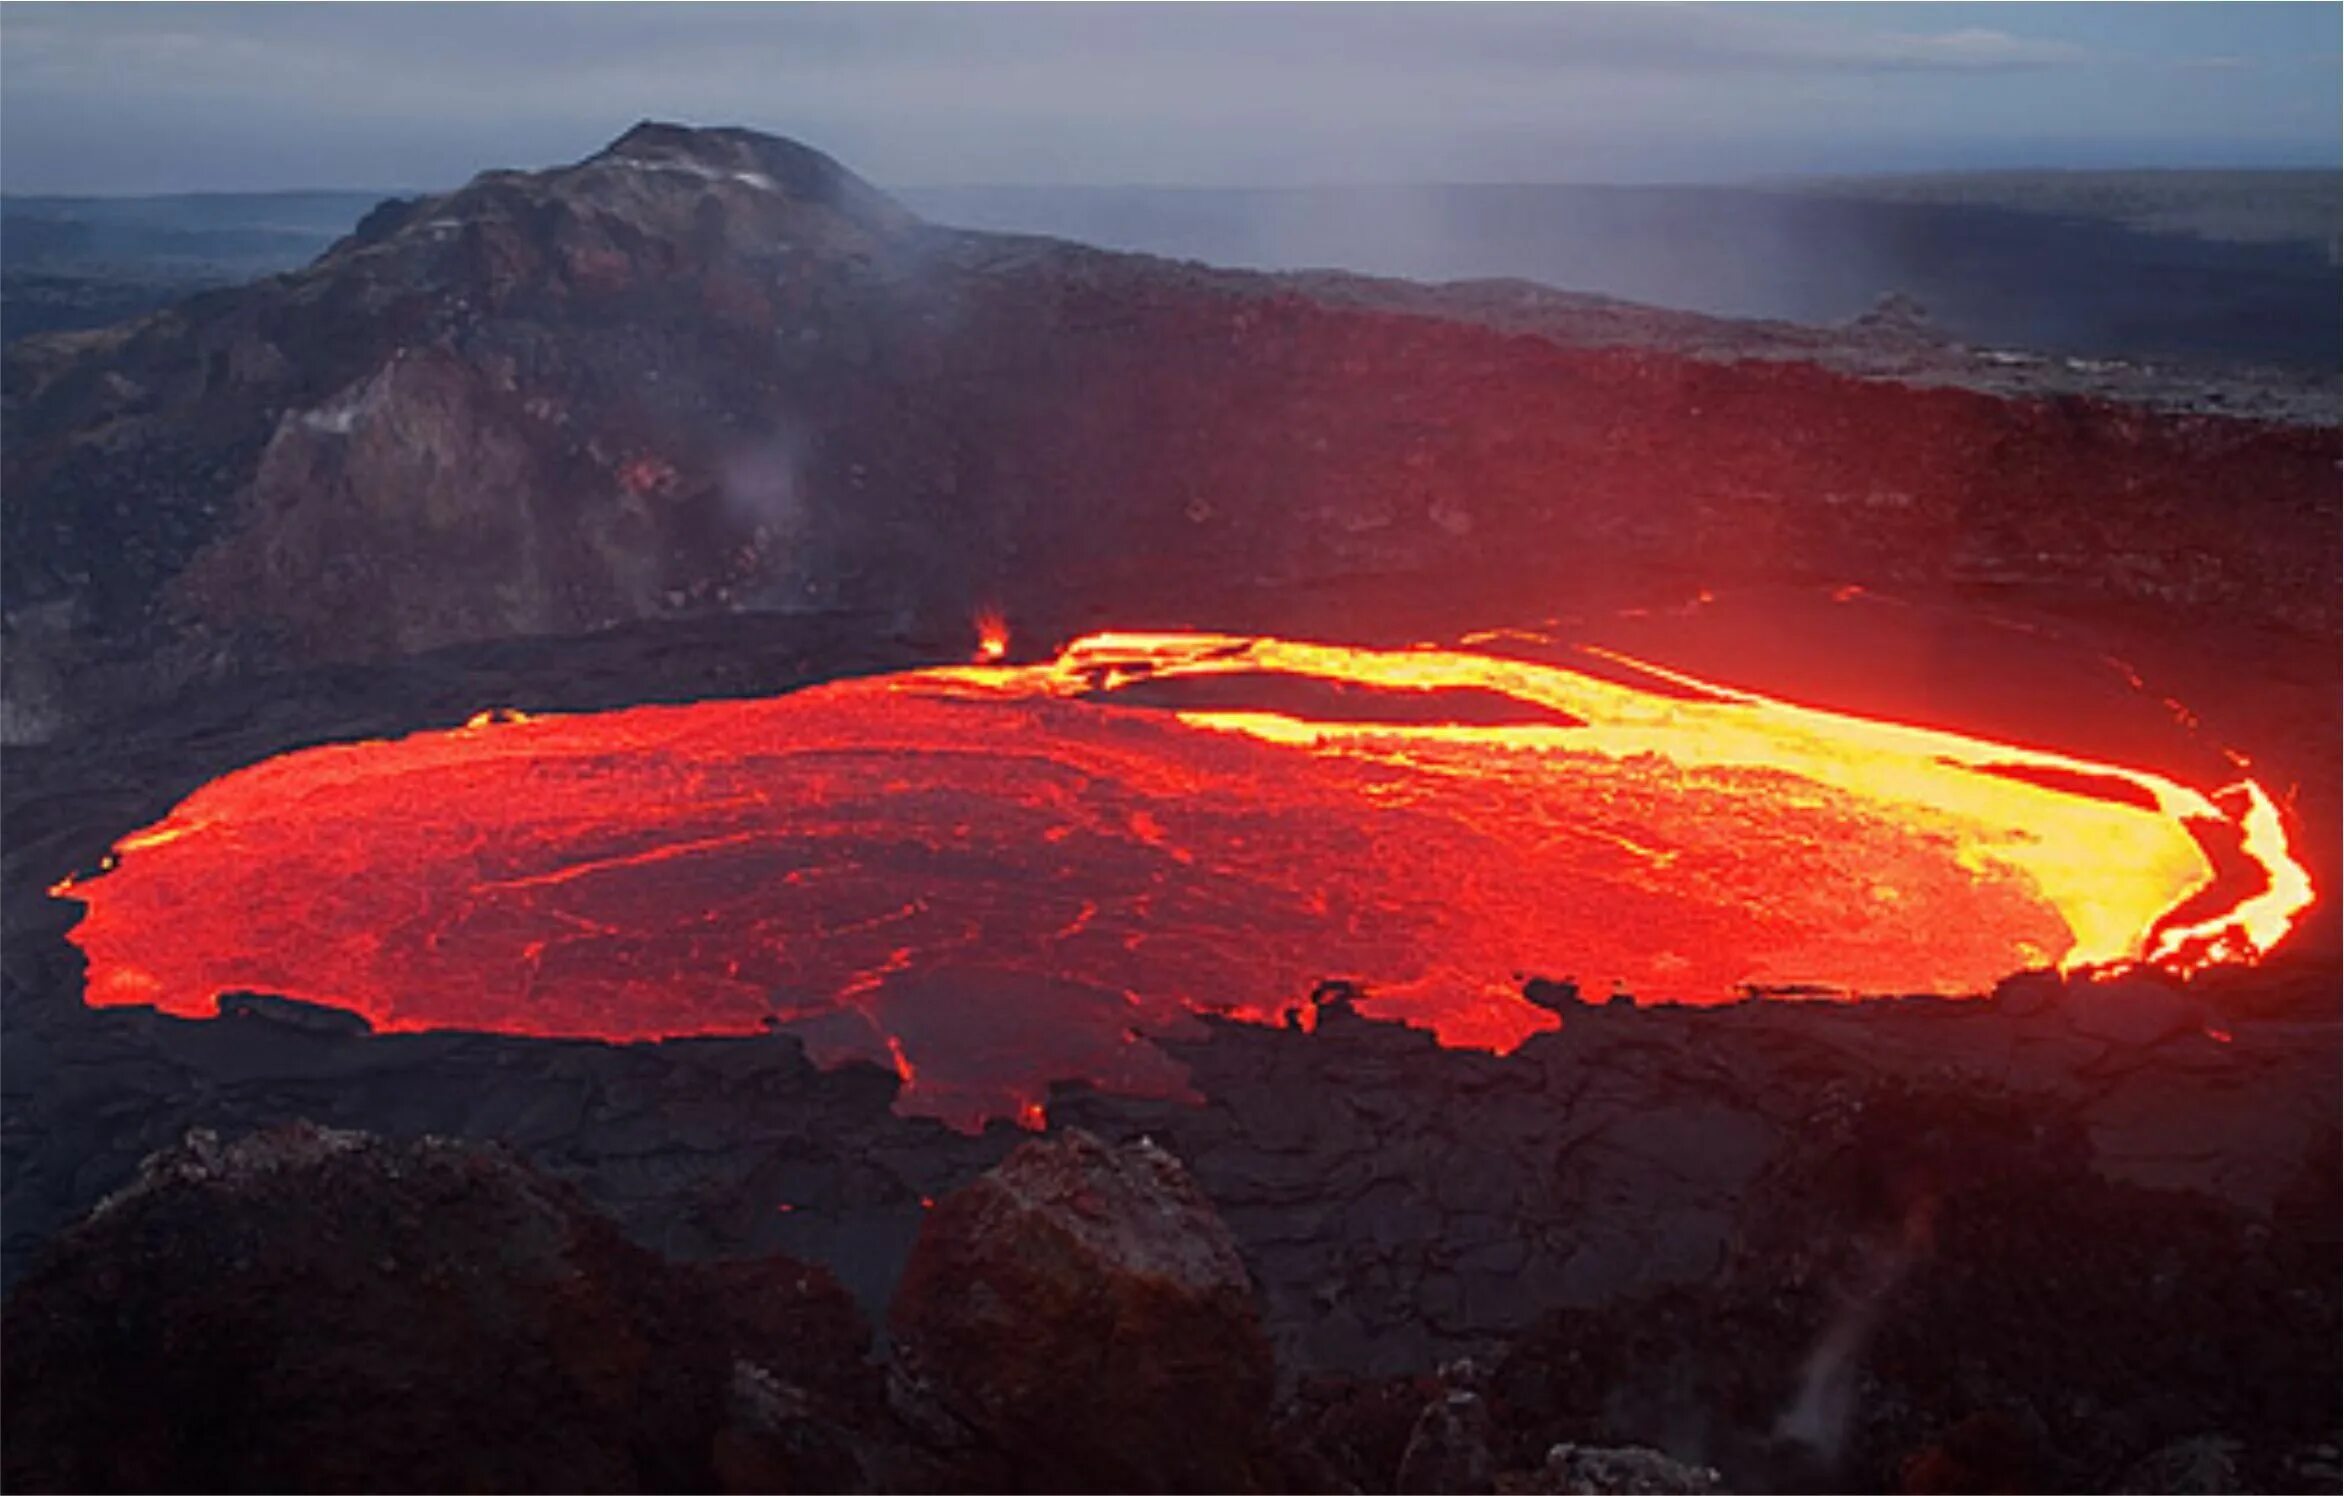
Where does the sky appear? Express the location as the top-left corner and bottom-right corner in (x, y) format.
(2, 3), (2337, 194)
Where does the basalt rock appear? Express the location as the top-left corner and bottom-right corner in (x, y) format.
(1523, 1444), (1725, 1495)
(0, 1121), (879, 1494)
(1278, 1372), (1449, 1493)
(1396, 1382), (1498, 1495)
(889, 1127), (1281, 1492)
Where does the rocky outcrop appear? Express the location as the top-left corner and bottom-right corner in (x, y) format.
(0, 1117), (1309, 1492)
(0, 1122), (879, 1494)
(890, 1128), (1281, 1492)
(4, 124), (2336, 736)
(6, 1072), (2331, 1493)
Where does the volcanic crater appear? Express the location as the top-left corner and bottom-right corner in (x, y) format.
(3, 124), (2337, 1492)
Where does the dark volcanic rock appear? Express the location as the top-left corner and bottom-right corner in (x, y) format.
(2116, 1436), (2249, 1495)
(1525, 1444), (1725, 1495)
(4, 123), (2336, 736)
(1397, 1378), (1499, 1494)
(890, 1128), (1280, 1492)
(1487, 1079), (2343, 1494)
(0, 1121), (878, 1494)
(1277, 1371), (1448, 1493)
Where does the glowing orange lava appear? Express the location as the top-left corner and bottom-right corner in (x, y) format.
(52, 631), (2313, 1128)
(973, 609), (1010, 664)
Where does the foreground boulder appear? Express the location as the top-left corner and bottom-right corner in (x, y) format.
(890, 1127), (1280, 1492)
(0, 1122), (877, 1493)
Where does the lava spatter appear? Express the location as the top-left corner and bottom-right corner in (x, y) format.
(51, 631), (2313, 1128)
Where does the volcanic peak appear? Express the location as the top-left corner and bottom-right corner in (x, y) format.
(333, 120), (917, 268)
(592, 120), (903, 214)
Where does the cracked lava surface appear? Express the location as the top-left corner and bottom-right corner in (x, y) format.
(51, 630), (2314, 1128)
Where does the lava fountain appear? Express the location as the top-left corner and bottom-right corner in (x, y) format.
(51, 630), (2313, 1127)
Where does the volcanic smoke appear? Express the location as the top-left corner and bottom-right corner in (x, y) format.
(52, 630), (2312, 1127)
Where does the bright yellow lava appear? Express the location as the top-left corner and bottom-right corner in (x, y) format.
(917, 631), (2312, 973)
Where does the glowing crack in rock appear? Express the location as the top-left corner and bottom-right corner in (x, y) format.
(51, 631), (2314, 1128)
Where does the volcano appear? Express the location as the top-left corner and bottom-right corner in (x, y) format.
(4, 123), (2337, 1492)
(5, 124), (2337, 743)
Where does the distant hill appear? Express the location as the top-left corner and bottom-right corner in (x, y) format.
(1, 191), (386, 339)
(1, 191), (390, 270)
(7, 172), (2335, 371)
(1778, 168), (2340, 258)
(900, 174), (2341, 373)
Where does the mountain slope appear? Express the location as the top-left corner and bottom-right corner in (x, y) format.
(4, 123), (2335, 734)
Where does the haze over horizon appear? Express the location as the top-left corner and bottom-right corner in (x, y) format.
(2, 2), (2337, 196)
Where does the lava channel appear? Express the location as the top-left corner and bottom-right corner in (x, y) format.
(52, 630), (2314, 1128)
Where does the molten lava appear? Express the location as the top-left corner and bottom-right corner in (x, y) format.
(52, 630), (2313, 1128)
(974, 609), (1011, 664)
